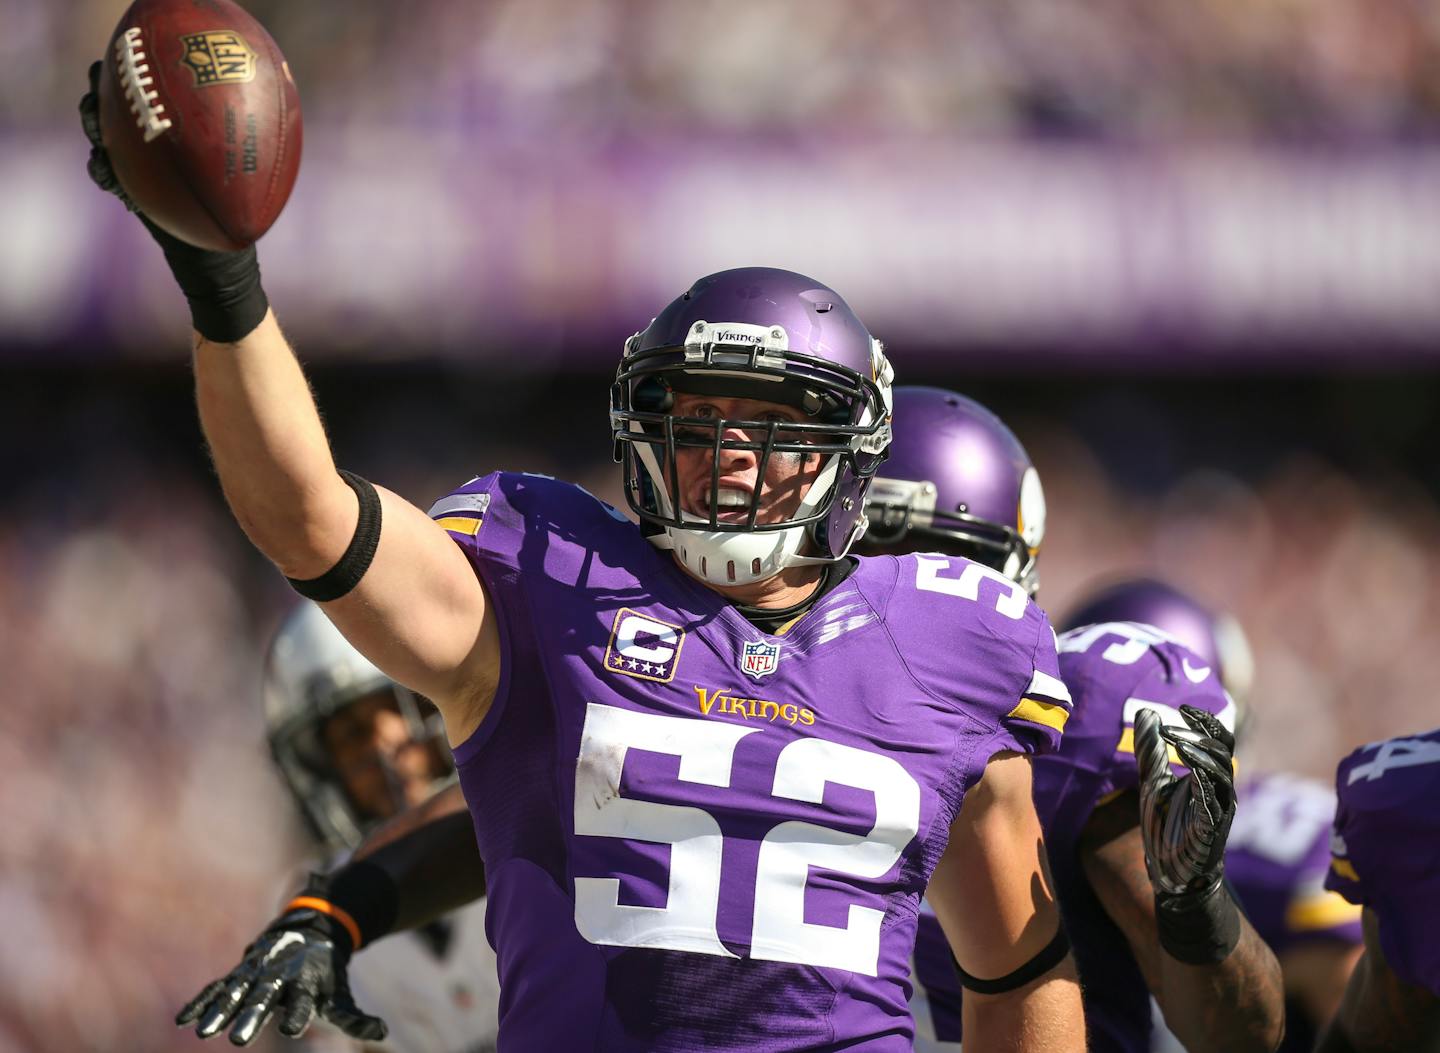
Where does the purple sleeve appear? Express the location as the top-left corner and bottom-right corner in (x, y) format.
(1325, 730), (1440, 995)
(427, 471), (527, 573)
(996, 603), (1073, 759)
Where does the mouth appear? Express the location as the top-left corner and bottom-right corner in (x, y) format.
(687, 484), (759, 525)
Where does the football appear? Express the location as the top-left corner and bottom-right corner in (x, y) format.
(97, 0), (302, 251)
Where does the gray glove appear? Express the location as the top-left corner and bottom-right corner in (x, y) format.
(1135, 704), (1237, 900)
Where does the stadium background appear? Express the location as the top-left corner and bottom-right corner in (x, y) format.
(3, 1), (1439, 1049)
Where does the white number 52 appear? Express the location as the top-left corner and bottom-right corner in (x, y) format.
(573, 703), (921, 976)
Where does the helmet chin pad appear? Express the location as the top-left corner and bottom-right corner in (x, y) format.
(652, 456), (846, 586)
(658, 521), (810, 586)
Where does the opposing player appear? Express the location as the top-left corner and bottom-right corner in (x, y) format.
(863, 395), (1284, 1053)
(179, 602), (499, 1050)
(84, 82), (1085, 1048)
(1316, 728), (1440, 1052)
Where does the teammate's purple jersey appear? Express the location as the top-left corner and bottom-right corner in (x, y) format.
(1224, 771), (1362, 1052)
(1227, 772), (1362, 955)
(909, 620), (1235, 1053)
(430, 473), (1071, 1052)
(1326, 727), (1440, 996)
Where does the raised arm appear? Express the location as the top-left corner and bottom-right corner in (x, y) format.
(83, 67), (498, 741)
(1080, 706), (1284, 1053)
(191, 311), (498, 740)
(925, 752), (1085, 1053)
(1079, 789), (1285, 1053)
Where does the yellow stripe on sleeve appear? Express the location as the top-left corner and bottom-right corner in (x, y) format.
(1330, 856), (1360, 883)
(1007, 697), (1070, 732)
(435, 516), (483, 536)
(1285, 891), (1363, 933)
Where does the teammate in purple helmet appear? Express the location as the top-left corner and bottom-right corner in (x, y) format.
(1071, 579), (1365, 1053)
(865, 391), (1283, 1053)
(83, 100), (1092, 1050)
(1316, 727), (1440, 1052)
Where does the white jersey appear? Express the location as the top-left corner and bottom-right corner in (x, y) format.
(303, 893), (499, 1053)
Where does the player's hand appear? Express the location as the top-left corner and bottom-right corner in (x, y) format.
(1135, 704), (1237, 901)
(80, 60), (141, 212)
(175, 901), (387, 1046)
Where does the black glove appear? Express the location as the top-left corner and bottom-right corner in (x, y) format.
(175, 893), (387, 1046)
(1135, 704), (1237, 900)
(80, 61), (269, 343)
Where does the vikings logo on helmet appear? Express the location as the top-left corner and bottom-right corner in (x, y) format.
(610, 267), (894, 588)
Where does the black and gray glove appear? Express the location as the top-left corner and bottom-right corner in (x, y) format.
(80, 60), (268, 343)
(1135, 703), (1237, 899)
(175, 894), (387, 1046)
(1135, 703), (1244, 963)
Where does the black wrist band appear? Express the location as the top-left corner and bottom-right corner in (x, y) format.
(954, 923), (1071, 994)
(287, 471), (383, 602)
(311, 861), (402, 950)
(1156, 879), (1242, 965)
(140, 215), (269, 343)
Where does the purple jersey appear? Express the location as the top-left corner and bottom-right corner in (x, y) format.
(909, 621), (1235, 1053)
(1225, 771), (1362, 1052)
(430, 473), (1071, 1051)
(1227, 772), (1362, 955)
(1326, 728), (1440, 996)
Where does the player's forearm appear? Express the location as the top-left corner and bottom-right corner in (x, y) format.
(352, 785), (486, 932)
(361, 810), (486, 933)
(192, 310), (356, 577)
(961, 956), (1086, 1053)
(1316, 911), (1440, 1053)
(1156, 913), (1284, 1053)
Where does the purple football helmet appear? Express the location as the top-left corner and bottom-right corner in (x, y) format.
(611, 267), (894, 586)
(1059, 578), (1255, 707)
(863, 387), (1046, 596)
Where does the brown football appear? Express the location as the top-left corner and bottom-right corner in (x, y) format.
(98, 0), (302, 251)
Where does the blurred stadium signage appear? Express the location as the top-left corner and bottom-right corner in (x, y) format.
(8, 133), (1440, 362)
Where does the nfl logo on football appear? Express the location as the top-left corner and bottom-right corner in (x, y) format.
(740, 640), (780, 680)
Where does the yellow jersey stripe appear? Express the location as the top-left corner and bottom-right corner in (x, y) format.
(1285, 891), (1363, 933)
(1330, 856), (1360, 883)
(1007, 697), (1070, 732)
(435, 515), (483, 537)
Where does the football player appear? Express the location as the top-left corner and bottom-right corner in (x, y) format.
(1067, 582), (1363, 1053)
(83, 83), (1086, 1050)
(1315, 727), (1440, 1053)
(863, 394), (1284, 1053)
(231, 601), (499, 1051)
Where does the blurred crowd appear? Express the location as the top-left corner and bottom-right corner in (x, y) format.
(5, 0), (1439, 1048)
(2, 374), (1438, 1049)
(15, 0), (1439, 140)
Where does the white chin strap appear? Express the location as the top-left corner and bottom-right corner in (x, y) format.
(648, 457), (843, 587)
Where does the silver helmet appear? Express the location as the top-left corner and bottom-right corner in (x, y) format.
(263, 602), (453, 853)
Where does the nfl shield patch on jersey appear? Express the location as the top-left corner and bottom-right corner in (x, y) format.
(740, 640), (780, 680)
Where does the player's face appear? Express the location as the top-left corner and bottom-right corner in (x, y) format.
(670, 393), (825, 527)
(321, 691), (448, 820)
